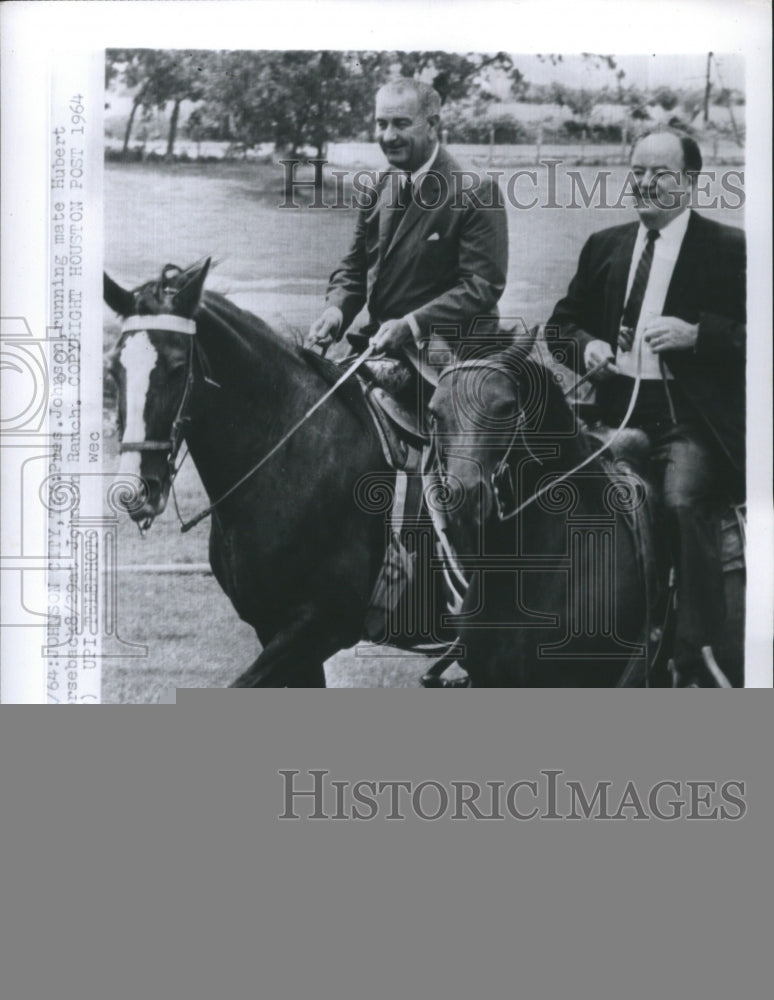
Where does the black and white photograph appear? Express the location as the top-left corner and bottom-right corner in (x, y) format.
(1, 1), (771, 698)
(1, 7), (773, 1000)
(100, 46), (753, 698)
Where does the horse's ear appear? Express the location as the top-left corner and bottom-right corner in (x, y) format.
(104, 273), (134, 317)
(173, 257), (211, 317)
(501, 319), (539, 361)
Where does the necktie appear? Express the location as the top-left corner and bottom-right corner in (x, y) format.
(618, 229), (659, 352)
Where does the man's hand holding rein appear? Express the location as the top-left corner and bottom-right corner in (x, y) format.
(307, 306), (343, 348)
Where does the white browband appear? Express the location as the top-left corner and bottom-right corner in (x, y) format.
(121, 314), (197, 335)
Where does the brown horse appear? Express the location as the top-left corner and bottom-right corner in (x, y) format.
(105, 259), (402, 687)
(427, 348), (671, 686)
(427, 347), (745, 686)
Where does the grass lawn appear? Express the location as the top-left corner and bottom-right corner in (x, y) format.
(102, 158), (744, 700)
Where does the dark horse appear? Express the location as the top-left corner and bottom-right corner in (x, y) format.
(105, 258), (397, 687)
(427, 349), (745, 686)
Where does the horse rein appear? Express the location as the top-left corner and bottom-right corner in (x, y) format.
(178, 342), (377, 533)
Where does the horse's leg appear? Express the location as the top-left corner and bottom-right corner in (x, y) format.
(230, 608), (334, 688)
(233, 648), (326, 688)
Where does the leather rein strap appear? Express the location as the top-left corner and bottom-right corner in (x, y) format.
(179, 344), (377, 533)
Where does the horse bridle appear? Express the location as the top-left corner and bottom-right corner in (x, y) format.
(116, 302), (378, 533)
(434, 358), (536, 522)
(433, 355), (643, 523)
(116, 312), (198, 471)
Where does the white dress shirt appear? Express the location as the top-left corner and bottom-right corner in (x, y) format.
(615, 207), (691, 379)
(405, 142), (439, 194)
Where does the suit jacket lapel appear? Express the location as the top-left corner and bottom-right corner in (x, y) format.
(384, 148), (451, 261)
(384, 173), (437, 259)
(605, 224), (638, 342)
(664, 211), (701, 317)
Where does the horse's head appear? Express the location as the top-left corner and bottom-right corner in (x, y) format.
(428, 357), (521, 550)
(105, 258), (210, 529)
(428, 343), (569, 552)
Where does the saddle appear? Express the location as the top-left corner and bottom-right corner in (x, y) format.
(355, 356), (429, 469)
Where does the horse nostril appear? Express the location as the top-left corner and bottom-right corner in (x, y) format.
(108, 472), (145, 511)
(110, 472), (167, 517)
(142, 476), (164, 507)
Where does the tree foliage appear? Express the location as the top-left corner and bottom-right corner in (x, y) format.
(196, 51), (379, 155)
(107, 48), (519, 156)
(106, 48), (743, 158)
(107, 49), (215, 155)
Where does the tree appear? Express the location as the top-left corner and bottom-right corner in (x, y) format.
(380, 50), (514, 103)
(651, 86), (680, 112)
(196, 51), (379, 157)
(107, 49), (214, 157)
(106, 50), (151, 155)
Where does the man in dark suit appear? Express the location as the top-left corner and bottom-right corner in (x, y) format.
(308, 78), (509, 376)
(548, 129), (746, 685)
(307, 79), (509, 648)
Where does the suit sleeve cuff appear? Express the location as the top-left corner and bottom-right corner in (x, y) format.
(405, 312), (422, 345)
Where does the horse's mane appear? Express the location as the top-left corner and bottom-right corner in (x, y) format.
(495, 347), (575, 421)
(296, 347), (372, 422)
(497, 348), (594, 465)
(197, 290), (371, 428)
(124, 265), (371, 430)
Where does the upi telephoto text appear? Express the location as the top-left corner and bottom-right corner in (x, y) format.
(278, 770), (747, 821)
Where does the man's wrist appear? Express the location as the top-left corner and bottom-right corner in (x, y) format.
(584, 339), (611, 369)
(325, 305), (344, 338)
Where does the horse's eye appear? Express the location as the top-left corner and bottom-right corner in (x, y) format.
(165, 354), (188, 375)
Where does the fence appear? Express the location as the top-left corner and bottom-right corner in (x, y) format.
(104, 135), (744, 167)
